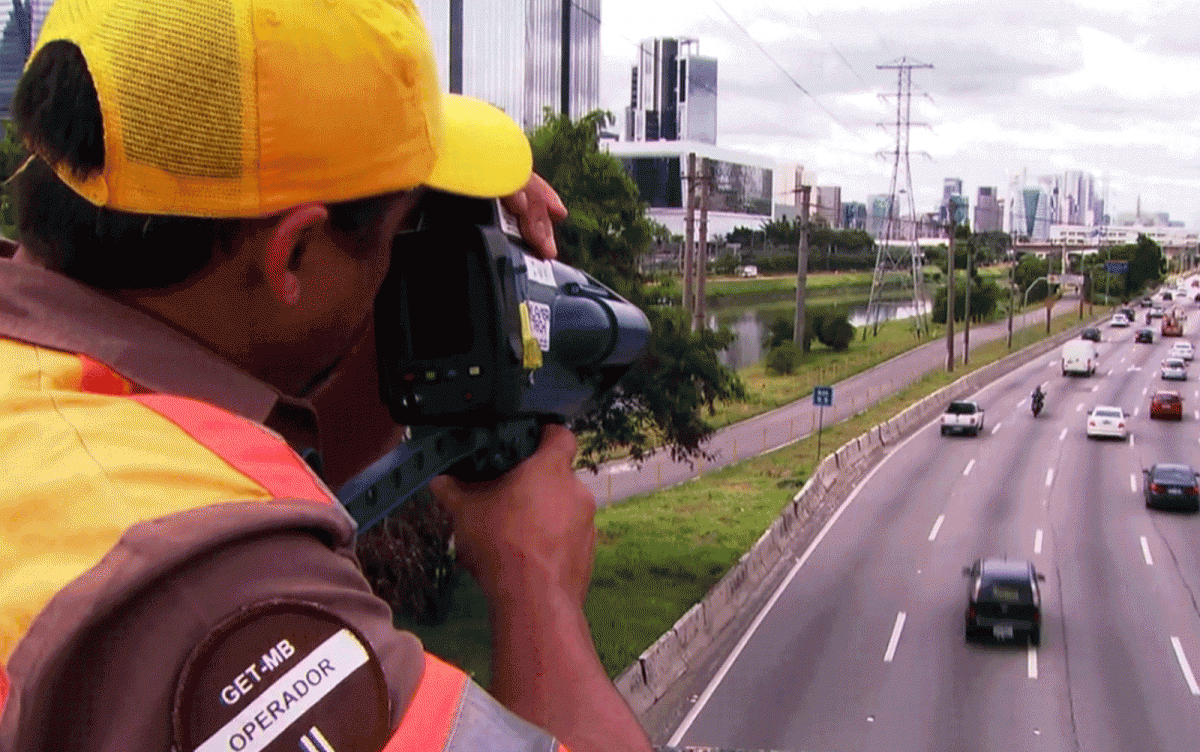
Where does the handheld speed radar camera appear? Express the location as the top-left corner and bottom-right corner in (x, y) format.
(336, 190), (652, 533)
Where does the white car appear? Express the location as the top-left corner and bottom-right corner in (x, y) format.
(1162, 357), (1188, 381)
(1086, 406), (1128, 440)
(1169, 341), (1195, 361)
(1109, 313), (1131, 327)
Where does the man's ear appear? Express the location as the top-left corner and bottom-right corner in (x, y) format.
(263, 203), (330, 306)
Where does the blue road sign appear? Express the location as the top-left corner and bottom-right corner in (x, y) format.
(813, 386), (834, 407)
(1105, 260), (1128, 274)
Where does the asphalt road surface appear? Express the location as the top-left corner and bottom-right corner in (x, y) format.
(656, 301), (1200, 752)
(584, 297), (1089, 506)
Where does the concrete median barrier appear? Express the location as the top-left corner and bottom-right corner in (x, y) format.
(614, 661), (655, 715)
(640, 628), (687, 700)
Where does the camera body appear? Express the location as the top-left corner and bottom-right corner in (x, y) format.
(337, 190), (651, 532)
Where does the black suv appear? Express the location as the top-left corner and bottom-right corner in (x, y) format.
(1080, 327), (1101, 342)
(963, 558), (1044, 645)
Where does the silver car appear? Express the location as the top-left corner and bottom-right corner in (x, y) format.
(1162, 357), (1188, 381)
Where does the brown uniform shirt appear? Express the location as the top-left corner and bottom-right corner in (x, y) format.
(0, 257), (428, 749)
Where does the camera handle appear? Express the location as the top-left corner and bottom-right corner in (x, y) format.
(335, 419), (544, 534)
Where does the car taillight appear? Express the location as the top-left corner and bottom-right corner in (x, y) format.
(1152, 483), (1165, 494)
(1188, 486), (1199, 496)
(967, 605), (975, 620)
(1118, 422), (1125, 429)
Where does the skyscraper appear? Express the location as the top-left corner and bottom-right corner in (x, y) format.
(0, 0), (30, 120)
(974, 187), (1002, 233)
(626, 37), (717, 144)
(28, 0), (47, 42)
(415, 0), (601, 132)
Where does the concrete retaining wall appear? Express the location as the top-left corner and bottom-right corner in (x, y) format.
(616, 317), (1097, 717)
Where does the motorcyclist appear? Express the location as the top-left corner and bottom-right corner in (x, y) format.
(1031, 385), (1045, 414)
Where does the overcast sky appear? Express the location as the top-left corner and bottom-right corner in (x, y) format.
(599, 0), (1200, 228)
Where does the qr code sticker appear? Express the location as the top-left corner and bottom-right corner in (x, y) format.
(527, 301), (551, 351)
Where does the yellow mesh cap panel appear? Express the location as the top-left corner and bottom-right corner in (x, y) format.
(98, 0), (243, 181)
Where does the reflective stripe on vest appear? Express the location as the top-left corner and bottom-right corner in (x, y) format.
(1, 345), (338, 717)
(381, 654), (569, 752)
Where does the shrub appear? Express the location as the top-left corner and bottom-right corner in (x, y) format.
(765, 341), (803, 374)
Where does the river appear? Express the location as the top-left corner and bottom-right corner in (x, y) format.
(709, 298), (931, 369)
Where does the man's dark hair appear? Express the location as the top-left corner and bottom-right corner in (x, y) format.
(11, 41), (399, 291)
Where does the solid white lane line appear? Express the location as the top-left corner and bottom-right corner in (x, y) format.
(1028, 645), (1038, 679)
(929, 515), (945, 542)
(1131, 474), (1138, 493)
(991, 423), (1001, 435)
(1059, 428), (1068, 441)
(1140, 536), (1154, 566)
(963, 459), (975, 476)
(1171, 637), (1200, 696)
(1034, 529), (1044, 555)
(884, 612), (907, 663)
(1045, 468), (1055, 487)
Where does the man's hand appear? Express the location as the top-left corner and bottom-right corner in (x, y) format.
(502, 172), (568, 261)
(428, 425), (652, 752)
(428, 423), (594, 607)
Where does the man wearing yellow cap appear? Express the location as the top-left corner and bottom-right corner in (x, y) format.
(0, 1), (652, 751)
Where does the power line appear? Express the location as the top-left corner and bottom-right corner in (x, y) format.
(708, 0), (860, 137)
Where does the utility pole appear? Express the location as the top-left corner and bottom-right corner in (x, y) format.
(694, 157), (710, 332)
(1007, 254), (1014, 349)
(947, 220), (955, 371)
(793, 184), (812, 347)
(964, 236), (971, 365)
(683, 153), (697, 318)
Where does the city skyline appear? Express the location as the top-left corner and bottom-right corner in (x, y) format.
(599, 0), (1200, 228)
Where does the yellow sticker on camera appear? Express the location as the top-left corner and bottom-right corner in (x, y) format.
(518, 302), (544, 369)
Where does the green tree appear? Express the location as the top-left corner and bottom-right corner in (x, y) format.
(0, 121), (28, 239)
(529, 110), (744, 467)
(1013, 253), (1050, 303)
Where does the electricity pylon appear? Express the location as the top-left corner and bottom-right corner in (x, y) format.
(865, 57), (933, 339)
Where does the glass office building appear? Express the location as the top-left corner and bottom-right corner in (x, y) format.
(604, 141), (773, 237)
(0, 0), (29, 120)
(415, 0), (601, 133)
(626, 37), (717, 145)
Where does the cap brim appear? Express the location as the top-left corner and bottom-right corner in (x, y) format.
(425, 94), (532, 198)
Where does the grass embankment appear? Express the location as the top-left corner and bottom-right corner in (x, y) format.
(404, 297), (1101, 686)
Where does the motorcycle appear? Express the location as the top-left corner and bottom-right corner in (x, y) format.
(1031, 393), (1044, 417)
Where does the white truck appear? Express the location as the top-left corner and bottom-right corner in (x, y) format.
(1061, 339), (1099, 376)
(940, 400), (986, 436)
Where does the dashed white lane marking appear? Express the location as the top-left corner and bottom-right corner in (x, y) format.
(1076, 403), (1084, 412)
(1092, 385), (1100, 392)
(1059, 428), (1068, 441)
(991, 423), (1002, 435)
(1170, 637), (1200, 696)
(1045, 468), (1055, 487)
(928, 515), (945, 542)
(1131, 474), (1139, 493)
(1134, 407), (1141, 417)
(963, 460), (975, 476)
(1028, 645), (1039, 679)
(1034, 529), (1044, 555)
(1140, 536), (1154, 566)
(884, 612), (907, 663)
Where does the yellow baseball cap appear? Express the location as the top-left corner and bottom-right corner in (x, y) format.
(27, 0), (532, 218)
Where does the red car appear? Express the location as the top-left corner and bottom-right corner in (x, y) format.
(1150, 391), (1183, 420)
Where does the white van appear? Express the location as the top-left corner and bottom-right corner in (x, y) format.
(1062, 339), (1099, 376)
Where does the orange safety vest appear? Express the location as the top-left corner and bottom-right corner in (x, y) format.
(0, 341), (566, 750)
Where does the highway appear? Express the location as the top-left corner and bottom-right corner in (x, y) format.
(662, 298), (1200, 751)
(583, 298), (1087, 507)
